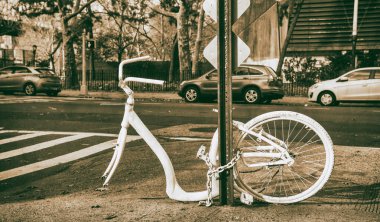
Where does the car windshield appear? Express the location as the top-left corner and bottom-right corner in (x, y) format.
(36, 68), (55, 75)
(265, 67), (279, 79)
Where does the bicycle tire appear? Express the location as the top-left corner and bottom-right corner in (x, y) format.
(234, 111), (334, 204)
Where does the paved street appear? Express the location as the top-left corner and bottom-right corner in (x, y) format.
(0, 94), (379, 221)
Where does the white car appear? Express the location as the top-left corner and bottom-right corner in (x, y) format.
(308, 67), (380, 106)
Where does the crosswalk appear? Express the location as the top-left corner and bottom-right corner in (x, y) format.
(0, 95), (92, 104)
(0, 129), (141, 181)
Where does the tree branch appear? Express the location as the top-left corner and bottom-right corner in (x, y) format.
(64, 0), (97, 22)
(50, 39), (62, 56)
(146, 1), (177, 19)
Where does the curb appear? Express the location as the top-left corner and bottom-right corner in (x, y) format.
(59, 90), (313, 106)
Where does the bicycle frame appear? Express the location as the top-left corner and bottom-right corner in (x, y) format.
(101, 56), (295, 203)
(101, 56), (219, 202)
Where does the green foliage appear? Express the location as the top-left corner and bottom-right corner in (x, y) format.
(319, 52), (352, 81)
(283, 50), (380, 86)
(16, 0), (61, 17)
(318, 50), (379, 81)
(358, 50), (380, 67)
(283, 57), (321, 86)
(0, 19), (22, 36)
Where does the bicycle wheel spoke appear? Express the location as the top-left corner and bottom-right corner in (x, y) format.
(287, 121), (299, 146)
(297, 152), (326, 159)
(292, 134), (319, 153)
(288, 125), (305, 148)
(281, 120), (284, 144)
(259, 167), (276, 191)
(294, 143), (323, 155)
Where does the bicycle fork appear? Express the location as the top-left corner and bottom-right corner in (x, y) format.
(101, 103), (132, 187)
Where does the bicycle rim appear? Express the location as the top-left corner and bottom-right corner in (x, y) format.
(234, 111), (334, 204)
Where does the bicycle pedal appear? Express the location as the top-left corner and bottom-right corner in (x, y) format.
(240, 192), (254, 205)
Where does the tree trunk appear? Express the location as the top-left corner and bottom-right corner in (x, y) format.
(177, 2), (192, 82)
(61, 18), (78, 89)
(168, 35), (178, 82)
(192, 1), (205, 76)
(87, 6), (96, 80)
(276, 0), (304, 77)
(117, 31), (123, 63)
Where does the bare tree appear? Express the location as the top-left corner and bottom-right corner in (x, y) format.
(147, 0), (195, 81)
(191, 0), (205, 76)
(17, 0), (97, 88)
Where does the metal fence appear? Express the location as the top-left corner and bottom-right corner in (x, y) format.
(62, 69), (203, 92)
(62, 70), (310, 96)
(283, 83), (310, 96)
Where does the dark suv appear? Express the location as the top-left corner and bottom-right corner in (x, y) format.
(178, 64), (284, 104)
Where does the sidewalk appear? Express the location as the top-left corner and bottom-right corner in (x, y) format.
(1, 141), (379, 221)
(60, 90), (311, 106)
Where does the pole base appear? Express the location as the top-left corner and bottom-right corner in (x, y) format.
(80, 85), (88, 96)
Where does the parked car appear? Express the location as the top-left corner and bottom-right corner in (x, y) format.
(178, 64), (284, 103)
(0, 66), (62, 96)
(308, 67), (380, 106)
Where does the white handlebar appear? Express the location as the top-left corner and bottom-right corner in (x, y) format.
(118, 56), (150, 81)
(118, 56), (165, 86)
(124, 77), (164, 85)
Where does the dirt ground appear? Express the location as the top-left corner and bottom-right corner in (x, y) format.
(1, 130), (380, 221)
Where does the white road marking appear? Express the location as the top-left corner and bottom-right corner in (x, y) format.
(305, 107), (330, 110)
(99, 102), (124, 106)
(0, 130), (118, 137)
(165, 137), (211, 141)
(0, 135), (141, 181)
(0, 96), (85, 104)
(0, 132), (51, 145)
(0, 134), (91, 160)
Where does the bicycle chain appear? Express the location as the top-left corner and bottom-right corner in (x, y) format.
(199, 150), (242, 207)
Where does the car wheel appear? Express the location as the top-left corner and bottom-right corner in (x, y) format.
(24, 83), (36, 96)
(318, 91), (337, 106)
(184, 86), (200, 103)
(47, 91), (59, 97)
(243, 87), (261, 104)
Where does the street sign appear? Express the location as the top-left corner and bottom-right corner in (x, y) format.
(203, 0), (251, 68)
(203, 0), (250, 22)
(203, 0), (217, 21)
(203, 36), (250, 69)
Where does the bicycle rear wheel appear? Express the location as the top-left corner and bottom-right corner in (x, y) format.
(234, 111), (334, 204)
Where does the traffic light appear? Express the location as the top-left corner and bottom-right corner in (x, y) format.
(86, 39), (95, 49)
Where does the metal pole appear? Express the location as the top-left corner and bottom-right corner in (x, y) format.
(32, 45), (37, 66)
(218, 0), (234, 205)
(352, 0), (359, 68)
(81, 29), (88, 95)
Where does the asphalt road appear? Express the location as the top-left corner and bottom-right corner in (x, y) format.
(0, 96), (379, 147)
(1, 96), (380, 221)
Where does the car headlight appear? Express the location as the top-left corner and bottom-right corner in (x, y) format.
(180, 81), (186, 86)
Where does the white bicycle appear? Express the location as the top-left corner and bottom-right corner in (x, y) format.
(100, 56), (334, 206)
